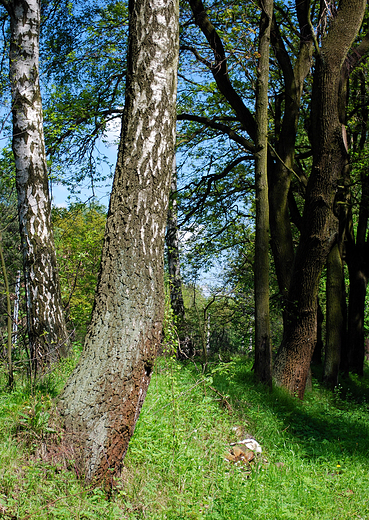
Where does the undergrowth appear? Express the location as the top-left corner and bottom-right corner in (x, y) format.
(0, 352), (368, 519)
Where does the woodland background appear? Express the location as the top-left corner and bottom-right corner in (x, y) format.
(0, 0), (368, 517)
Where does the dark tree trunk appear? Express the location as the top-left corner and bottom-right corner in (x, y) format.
(343, 65), (369, 375)
(3, 0), (70, 370)
(324, 243), (345, 388)
(273, 0), (367, 398)
(58, 0), (179, 486)
(253, 0), (273, 387)
(324, 30), (369, 379)
(167, 157), (185, 321)
(345, 145), (369, 374)
(312, 300), (324, 365)
(346, 249), (368, 375)
(268, 2), (313, 305)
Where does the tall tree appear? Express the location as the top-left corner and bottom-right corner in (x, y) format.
(344, 63), (369, 374)
(268, 0), (314, 308)
(324, 243), (345, 387)
(253, 0), (273, 386)
(167, 157), (185, 321)
(273, 0), (367, 397)
(0, 0), (70, 369)
(59, 0), (179, 486)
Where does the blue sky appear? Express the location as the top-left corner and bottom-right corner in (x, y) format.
(50, 120), (120, 208)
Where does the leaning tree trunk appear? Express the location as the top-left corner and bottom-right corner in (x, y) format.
(273, 0), (366, 398)
(58, 0), (179, 486)
(3, 0), (70, 369)
(253, 0), (273, 387)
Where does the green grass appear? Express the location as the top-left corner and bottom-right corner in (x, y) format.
(0, 354), (368, 519)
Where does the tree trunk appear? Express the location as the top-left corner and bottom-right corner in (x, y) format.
(253, 0), (273, 386)
(58, 0), (179, 486)
(167, 157), (185, 320)
(0, 231), (13, 387)
(346, 253), (368, 375)
(268, 4), (313, 304)
(273, 0), (366, 398)
(324, 243), (345, 388)
(311, 299), (324, 365)
(167, 158), (191, 358)
(344, 69), (369, 375)
(4, 0), (70, 369)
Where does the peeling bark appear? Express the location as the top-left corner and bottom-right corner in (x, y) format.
(58, 0), (179, 486)
(5, 0), (69, 368)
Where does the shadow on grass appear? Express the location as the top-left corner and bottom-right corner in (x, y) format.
(206, 358), (369, 463)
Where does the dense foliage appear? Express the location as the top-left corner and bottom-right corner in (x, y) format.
(52, 203), (107, 339)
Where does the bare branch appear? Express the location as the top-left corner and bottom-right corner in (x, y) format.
(178, 155), (253, 227)
(177, 113), (255, 152)
(187, 0), (256, 140)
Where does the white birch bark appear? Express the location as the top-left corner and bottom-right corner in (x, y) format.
(2, 0), (69, 367)
(59, 0), (179, 485)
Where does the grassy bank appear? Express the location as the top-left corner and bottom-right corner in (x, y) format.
(0, 354), (368, 519)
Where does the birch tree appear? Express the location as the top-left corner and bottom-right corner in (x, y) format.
(0, 0), (69, 370)
(59, 0), (179, 486)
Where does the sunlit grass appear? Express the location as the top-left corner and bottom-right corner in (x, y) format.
(0, 354), (368, 518)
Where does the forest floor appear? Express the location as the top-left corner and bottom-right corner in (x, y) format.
(0, 351), (368, 519)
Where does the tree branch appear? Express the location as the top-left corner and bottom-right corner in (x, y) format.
(177, 113), (255, 152)
(46, 109), (124, 156)
(187, 0), (256, 141)
(178, 155), (253, 227)
(180, 44), (212, 68)
(347, 30), (369, 73)
(271, 15), (294, 87)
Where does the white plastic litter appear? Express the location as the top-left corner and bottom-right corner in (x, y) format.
(230, 438), (262, 454)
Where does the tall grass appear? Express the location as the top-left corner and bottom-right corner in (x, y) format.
(0, 353), (368, 519)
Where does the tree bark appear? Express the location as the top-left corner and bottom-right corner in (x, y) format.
(324, 243), (345, 388)
(273, 0), (367, 398)
(325, 30), (369, 378)
(345, 74), (369, 375)
(311, 299), (324, 365)
(4, 0), (70, 369)
(253, 0), (273, 387)
(268, 2), (313, 303)
(346, 238), (368, 375)
(167, 157), (185, 320)
(58, 0), (179, 486)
